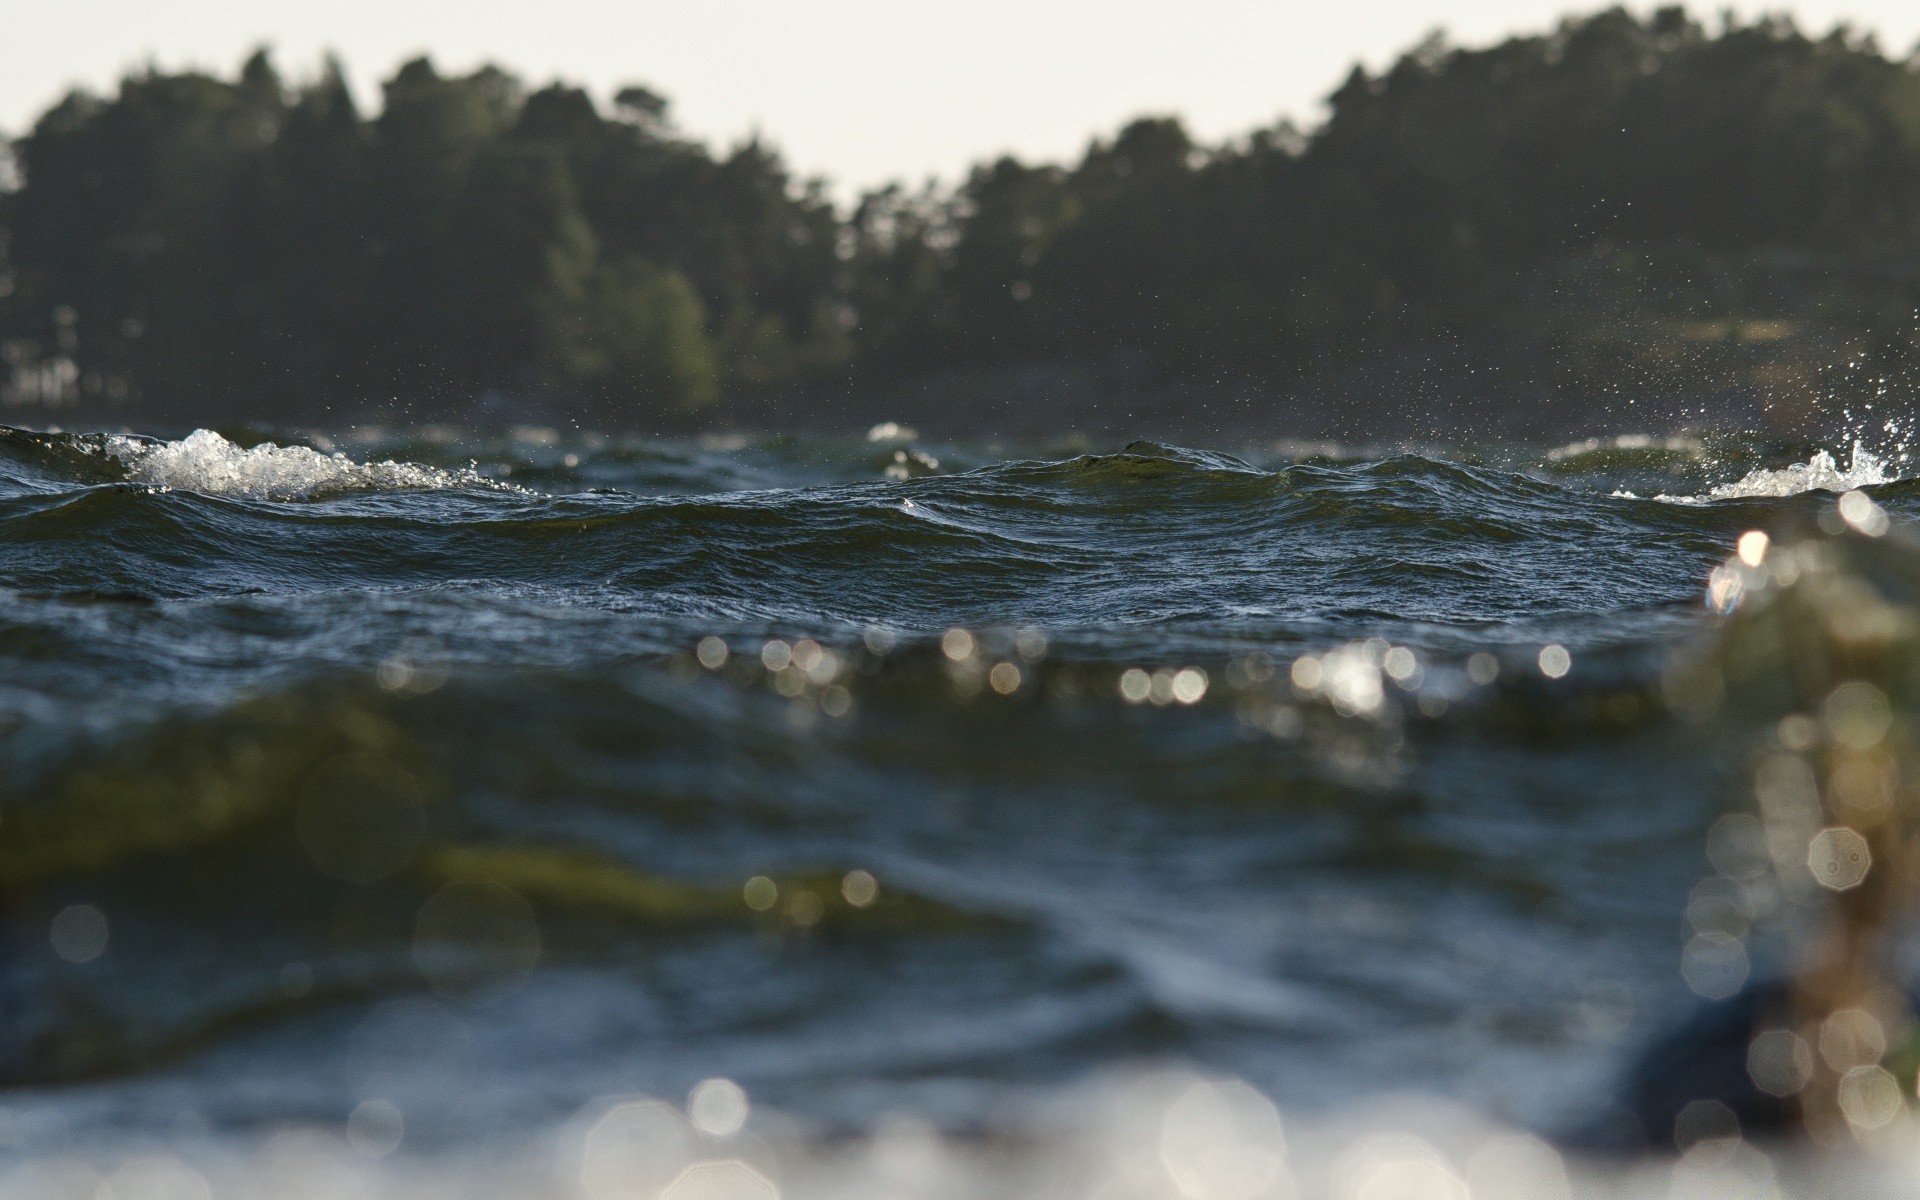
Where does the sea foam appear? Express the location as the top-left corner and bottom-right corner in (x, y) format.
(1704, 444), (1896, 500)
(106, 429), (493, 500)
(1617, 444), (1901, 504)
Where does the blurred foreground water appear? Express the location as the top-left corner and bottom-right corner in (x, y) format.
(6, 422), (1920, 1196)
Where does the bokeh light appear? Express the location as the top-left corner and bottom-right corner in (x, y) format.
(48, 903), (108, 964)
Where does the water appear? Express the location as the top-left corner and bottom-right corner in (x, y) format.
(3, 422), (1919, 1196)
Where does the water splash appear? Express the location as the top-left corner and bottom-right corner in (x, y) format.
(1704, 444), (1898, 501)
(1616, 443), (1904, 504)
(105, 429), (497, 500)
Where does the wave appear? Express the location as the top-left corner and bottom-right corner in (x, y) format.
(0, 431), (1764, 632)
(1612, 443), (1906, 504)
(14, 421), (1920, 1176)
(104, 429), (501, 500)
(1703, 443), (1899, 500)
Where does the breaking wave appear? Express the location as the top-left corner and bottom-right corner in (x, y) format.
(105, 429), (498, 500)
(1703, 443), (1899, 500)
(1613, 443), (1906, 504)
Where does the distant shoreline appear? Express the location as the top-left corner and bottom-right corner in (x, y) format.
(5, 8), (1917, 441)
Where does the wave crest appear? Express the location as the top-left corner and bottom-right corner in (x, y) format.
(1704, 444), (1897, 500)
(106, 429), (494, 500)
(1615, 444), (1903, 504)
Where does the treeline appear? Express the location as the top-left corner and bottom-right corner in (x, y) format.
(2, 6), (1919, 427)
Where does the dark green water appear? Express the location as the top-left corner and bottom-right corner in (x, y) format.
(0, 423), (1911, 1196)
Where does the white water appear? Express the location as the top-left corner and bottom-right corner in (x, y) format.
(106, 429), (491, 501)
(1704, 444), (1897, 501)
(1615, 444), (1903, 504)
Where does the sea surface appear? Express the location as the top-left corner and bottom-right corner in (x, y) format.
(1, 421), (1917, 1198)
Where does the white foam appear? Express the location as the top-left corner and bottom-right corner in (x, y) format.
(107, 429), (494, 500)
(1704, 444), (1896, 500)
(1617, 444), (1902, 504)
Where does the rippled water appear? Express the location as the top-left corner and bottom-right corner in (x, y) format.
(3, 422), (1919, 1197)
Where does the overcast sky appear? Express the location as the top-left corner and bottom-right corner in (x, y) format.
(7, 1), (1919, 195)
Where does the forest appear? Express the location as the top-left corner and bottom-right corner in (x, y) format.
(3, 5), (1919, 435)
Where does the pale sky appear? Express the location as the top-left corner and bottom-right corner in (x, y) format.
(6, 1), (1919, 196)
